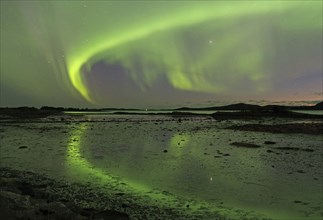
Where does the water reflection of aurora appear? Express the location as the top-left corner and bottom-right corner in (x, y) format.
(65, 123), (206, 215)
(65, 121), (322, 219)
(66, 123), (158, 193)
(64, 122), (245, 218)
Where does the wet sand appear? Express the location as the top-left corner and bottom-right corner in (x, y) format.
(0, 112), (322, 219)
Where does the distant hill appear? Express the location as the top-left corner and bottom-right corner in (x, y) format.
(176, 101), (323, 111)
(0, 107), (63, 118)
(1, 101), (322, 114)
(313, 101), (323, 110)
(214, 103), (261, 111)
(176, 103), (261, 111)
(286, 101), (323, 110)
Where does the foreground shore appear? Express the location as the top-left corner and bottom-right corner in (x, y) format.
(1, 167), (191, 220)
(0, 168), (129, 220)
(1, 110), (322, 219)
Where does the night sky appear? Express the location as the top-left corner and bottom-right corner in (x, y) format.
(1, 1), (322, 108)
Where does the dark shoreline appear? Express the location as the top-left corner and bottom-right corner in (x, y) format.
(226, 123), (323, 135)
(1, 101), (322, 119)
(1, 109), (323, 121)
(0, 167), (187, 220)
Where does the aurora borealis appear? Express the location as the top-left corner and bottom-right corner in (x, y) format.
(1, 1), (322, 107)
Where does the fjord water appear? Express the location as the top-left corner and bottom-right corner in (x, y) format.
(1, 114), (322, 219)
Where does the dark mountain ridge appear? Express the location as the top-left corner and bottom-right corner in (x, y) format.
(1, 101), (322, 115)
(176, 101), (323, 111)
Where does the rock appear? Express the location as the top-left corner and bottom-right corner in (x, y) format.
(302, 148), (314, 152)
(94, 209), (130, 220)
(38, 202), (82, 220)
(0, 190), (31, 208)
(121, 203), (130, 208)
(264, 141), (276, 145)
(275, 147), (299, 151)
(18, 145), (28, 149)
(17, 182), (35, 197)
(230, 142), (261, 148)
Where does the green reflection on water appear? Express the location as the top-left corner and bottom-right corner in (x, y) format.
(64, 122), (321, 219)
(66, 123), (155, 192)
(168, 133), (189, 157)
(63, 123), (264, 218)
(63, 123), (265, 218)
(66, 123), (113, 182)
(64, 123), (208, 215)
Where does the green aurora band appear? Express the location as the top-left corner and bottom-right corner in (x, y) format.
(1, 1), (322, 106)
(66, 1), (322, 103)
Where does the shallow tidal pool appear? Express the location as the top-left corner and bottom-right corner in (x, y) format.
(1, 115), (322, 219)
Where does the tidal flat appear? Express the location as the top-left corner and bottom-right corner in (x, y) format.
(0, 113), (322, 219)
